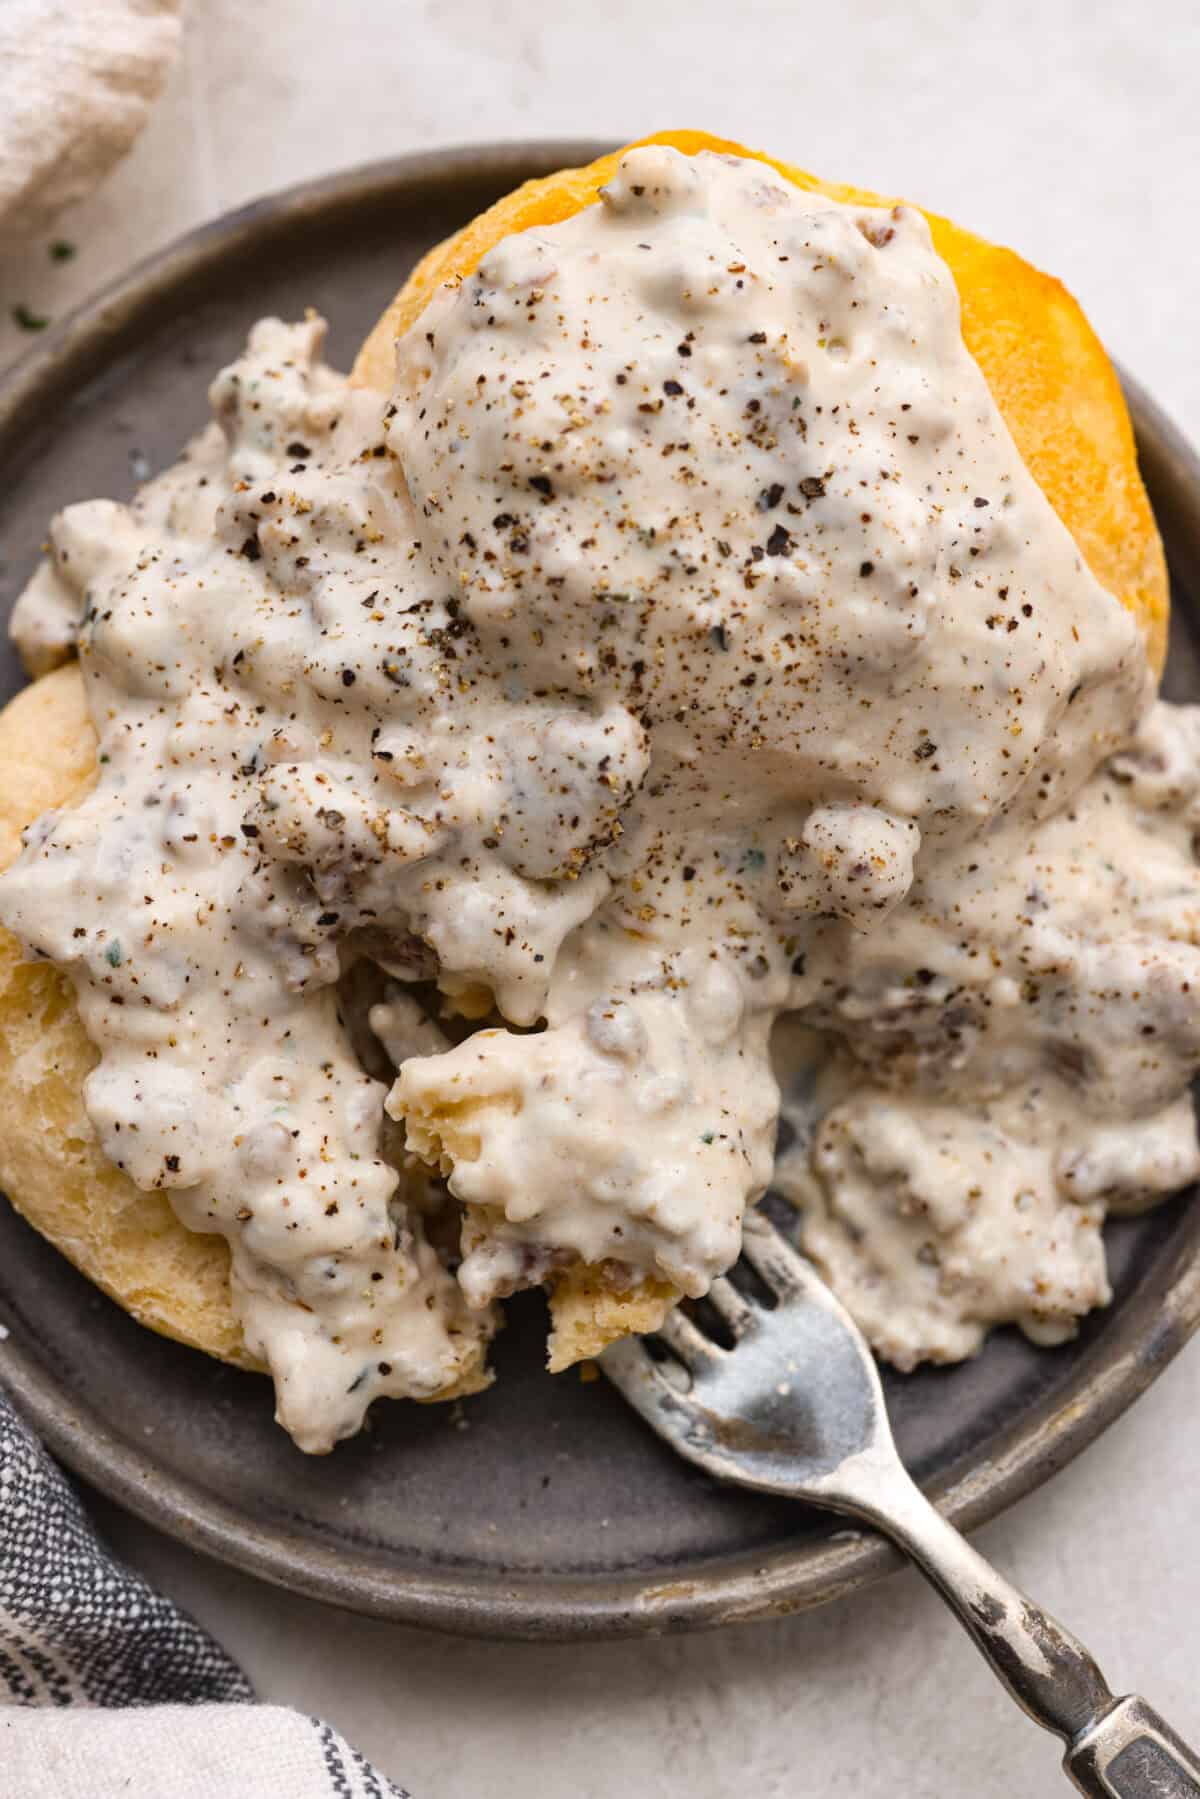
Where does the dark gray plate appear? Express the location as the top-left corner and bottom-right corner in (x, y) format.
(1, 143), (1199, 1642)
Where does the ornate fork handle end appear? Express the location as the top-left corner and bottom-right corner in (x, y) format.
(1065, 1696), (1200, 1798)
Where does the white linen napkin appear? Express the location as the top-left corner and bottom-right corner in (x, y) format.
(0, 0), (181, 246)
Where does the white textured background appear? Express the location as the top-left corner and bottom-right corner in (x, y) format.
(4, 3), (1200, 1794)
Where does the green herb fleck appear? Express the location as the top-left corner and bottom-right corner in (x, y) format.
(700, 1131), (715, 1145)
(104, 941), (123, 967)
(13, 304), (49, 332)
(49, 240), (76, 263)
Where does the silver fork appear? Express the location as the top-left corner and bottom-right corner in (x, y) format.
(602, 1212), (1200, 1798)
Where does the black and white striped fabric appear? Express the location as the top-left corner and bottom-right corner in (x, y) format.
(0, 1392), (407, 1798)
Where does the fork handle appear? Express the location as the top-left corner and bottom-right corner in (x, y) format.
(1066, 1698), (1200, 1797)
(853, 1466), (1200, 1796)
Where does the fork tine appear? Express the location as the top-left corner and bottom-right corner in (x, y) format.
(739, 1209), (818, 1300)
(656, 1306), (722, 1368)
(706, 1275), (756, 1337)
(600, 1334), (698, 1425)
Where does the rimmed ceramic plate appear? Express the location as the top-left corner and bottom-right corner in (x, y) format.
(1, 143), (1199, 1641)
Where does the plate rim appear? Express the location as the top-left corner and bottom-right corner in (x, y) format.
(1, 141), (1199, 1640)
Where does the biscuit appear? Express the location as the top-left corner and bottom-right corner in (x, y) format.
(0, 134), (1167, 1387)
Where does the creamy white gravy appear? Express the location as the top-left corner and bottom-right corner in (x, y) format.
(3, 146), (1196, 1448)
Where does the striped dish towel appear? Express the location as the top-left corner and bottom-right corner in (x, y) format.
(0, 1392), (405, 1797)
